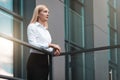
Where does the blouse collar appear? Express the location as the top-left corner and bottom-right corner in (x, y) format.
(35, 22), (47, 29)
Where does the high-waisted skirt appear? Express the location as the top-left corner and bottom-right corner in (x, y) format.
(27, 53), (49, 80)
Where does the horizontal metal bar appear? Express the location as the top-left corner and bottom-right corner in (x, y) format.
(60, 44), (120, 55)
(0, 32), (51, 55)
(0, 6), (23, 20)
(1, 32), (120, 56)
(0, 75), (23, 80)
(65, 40), (84, 49)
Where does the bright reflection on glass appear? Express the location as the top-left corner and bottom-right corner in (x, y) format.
(0, 9), (13, 77)
(0, 0), (7, 2)
(0, 37), (13, 76)
(0, 0), (13, 11)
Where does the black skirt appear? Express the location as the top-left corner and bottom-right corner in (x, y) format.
(27, 53), (49, 80)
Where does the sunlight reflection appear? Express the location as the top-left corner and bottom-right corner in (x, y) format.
(0, 37), (13, 76)
(0, 0), (7, 3)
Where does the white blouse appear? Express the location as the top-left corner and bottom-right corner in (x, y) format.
(27, 22), (53, 53)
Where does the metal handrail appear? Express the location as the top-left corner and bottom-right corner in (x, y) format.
(1, 32), (120, 56)
(1, 32), (120, 80)
(0, 32), (53, 80)
(0, 32), (52, 55)
(61, 44), (120, 55)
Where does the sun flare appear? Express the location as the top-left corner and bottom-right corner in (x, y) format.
(0, 37), (13, 63)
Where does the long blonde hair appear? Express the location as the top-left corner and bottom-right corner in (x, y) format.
(30, 5), (48, 28)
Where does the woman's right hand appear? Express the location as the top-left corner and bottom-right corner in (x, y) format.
(49, 43), (61, 52)
(54, 49), (61, 56)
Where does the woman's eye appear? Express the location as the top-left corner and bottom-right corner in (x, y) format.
(43, 10), (49, 13)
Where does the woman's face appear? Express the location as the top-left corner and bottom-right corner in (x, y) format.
(38, 7), (49, 22)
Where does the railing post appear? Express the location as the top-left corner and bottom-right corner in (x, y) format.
(49, 54), (53, 80)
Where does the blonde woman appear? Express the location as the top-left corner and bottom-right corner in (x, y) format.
(27, 5), (61, 80)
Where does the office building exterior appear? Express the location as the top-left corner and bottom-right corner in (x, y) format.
(0, 0), (120, 80)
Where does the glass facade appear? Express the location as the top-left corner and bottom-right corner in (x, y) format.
(65, 0), (119, 80)
(0, 10), (13, 76)
(0, 0), (23, 78)
(108, 0), (118, 80)
(65, 0), (85, 80)
(0, 0), (13, 11)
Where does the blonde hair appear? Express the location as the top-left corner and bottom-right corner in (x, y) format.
(30, 5), (48, 28)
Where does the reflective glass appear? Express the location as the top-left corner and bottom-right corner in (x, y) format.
(68, 0), (84, 48)
(0, 10), (13, 76)
(69, 9), (83, 47)
(0, 0), (13, 11)
(65, 0), (85, 80)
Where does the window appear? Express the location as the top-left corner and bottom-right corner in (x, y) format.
(0, 0), (13, 11)
(108, 0), (117, 64)
(108, 0), (117, 80)
(0, 0), (23, 78)
(65, 0), (84, 80)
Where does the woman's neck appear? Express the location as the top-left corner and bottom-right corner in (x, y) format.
(38, 20), (45, 27)
(38, 19), (48, 29)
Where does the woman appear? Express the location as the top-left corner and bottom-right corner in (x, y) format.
(27, 4), (61, 80)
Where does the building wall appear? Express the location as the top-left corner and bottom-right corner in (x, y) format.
(23, 0), (36, 79)
(36, 0), (65, 80)
(93, 0), (109, 80)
